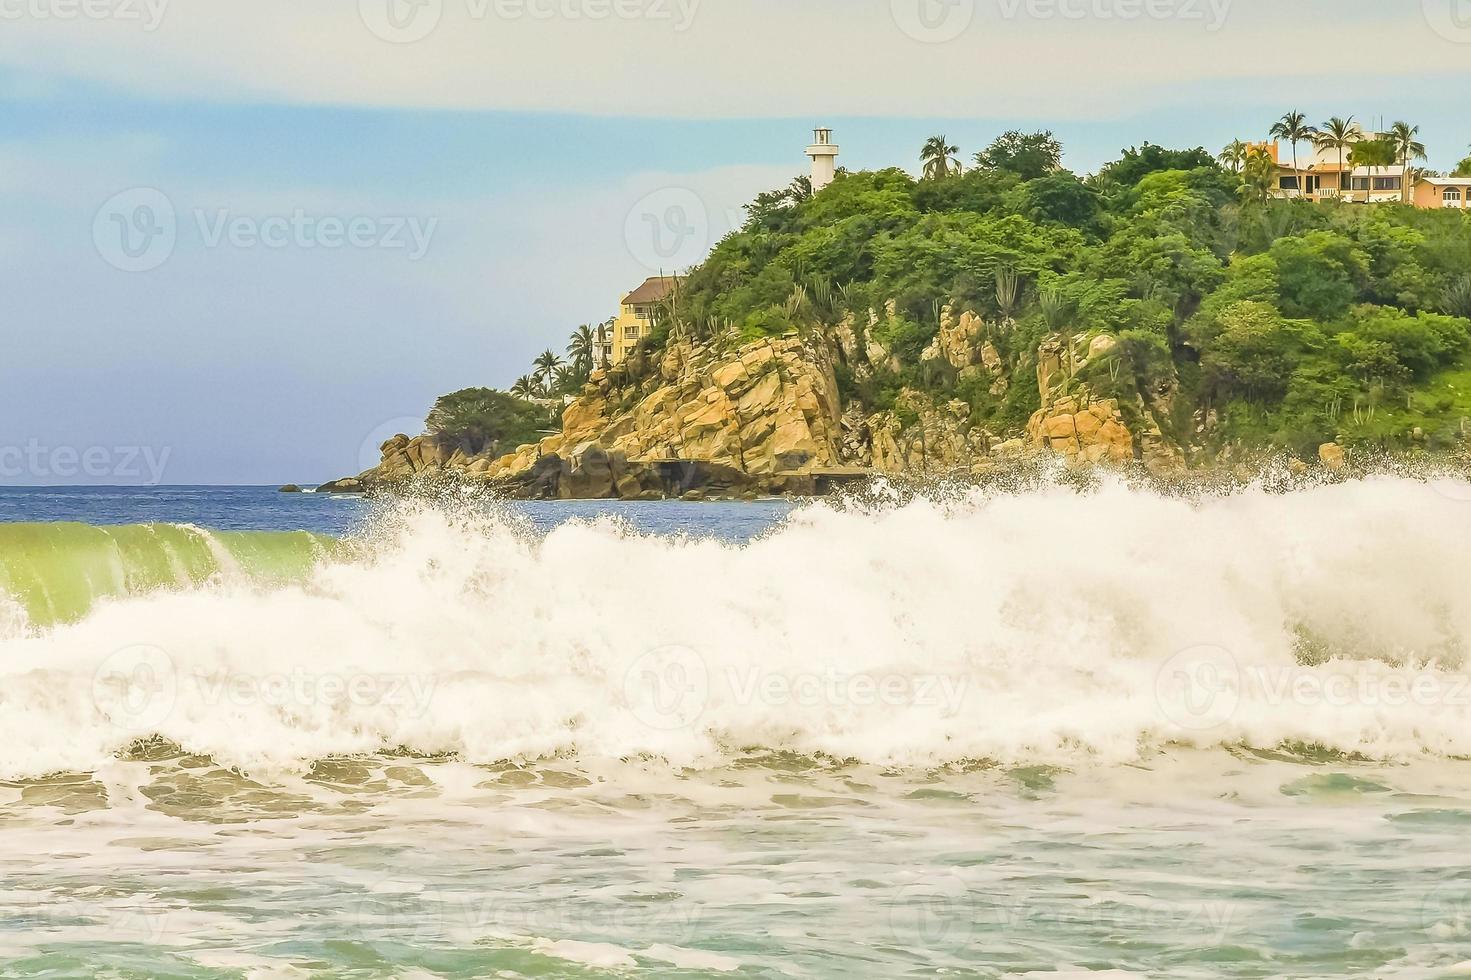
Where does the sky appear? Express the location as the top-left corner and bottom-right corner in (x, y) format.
(3, 0), (1470, 485)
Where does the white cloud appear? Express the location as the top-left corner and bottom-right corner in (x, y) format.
(0, 0), (1465, 118)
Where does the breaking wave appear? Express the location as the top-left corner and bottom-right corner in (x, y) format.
(3, 474), (1471, 780)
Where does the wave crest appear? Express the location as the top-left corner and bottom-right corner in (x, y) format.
(2, 476), (1471, 779)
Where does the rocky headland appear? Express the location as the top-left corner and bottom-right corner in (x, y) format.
(323, 303), (1341, 499)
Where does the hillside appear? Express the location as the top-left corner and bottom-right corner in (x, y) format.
(340, 137), (1471, 497)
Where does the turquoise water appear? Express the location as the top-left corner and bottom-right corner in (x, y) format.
(2, 483), (1471, 977)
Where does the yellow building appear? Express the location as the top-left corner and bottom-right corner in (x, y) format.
(608, 275), (680, 366)
(1250, 136), (1469, 209)
(1414, 175), (1471, 210)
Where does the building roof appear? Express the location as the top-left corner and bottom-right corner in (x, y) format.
(1421, 175), (1471, 185)
(622, 275), (681, 307)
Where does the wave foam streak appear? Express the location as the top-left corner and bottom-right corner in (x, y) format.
(1, 476), (1470, 779)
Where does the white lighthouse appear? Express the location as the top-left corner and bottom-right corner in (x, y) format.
(806, 127), (839, 192)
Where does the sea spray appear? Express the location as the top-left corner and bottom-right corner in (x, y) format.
(2, 475), (1471, 779)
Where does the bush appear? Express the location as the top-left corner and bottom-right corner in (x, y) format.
(425, 388), (554, 457)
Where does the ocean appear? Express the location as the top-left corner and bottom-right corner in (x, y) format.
(2, 480), (1471, 978)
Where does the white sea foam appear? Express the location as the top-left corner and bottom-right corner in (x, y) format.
(2, 475), (1471, 780)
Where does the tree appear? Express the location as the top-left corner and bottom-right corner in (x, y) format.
(1197, 301), (1305, 404)
(1350, 138), (1398, 203)
(1095, 144), (1218, 189)
(787, 175), (814, 203)
(1269, 111), (1316, 200)
(1387, 121), (1427, 203)
(533, 349), (563, 389)
(510, 376), (537, 400)
(920, 136), (962, 181)
(567, 324), (597, 375)
(973, 130), (1062, 181)
(425, 388), (552, 457)
(1021, 171), (1102, 230)
(1268, 231), (1368, 320)
(1314, 117), (1361, 201)
(1239, 146), (1277, 205)
(1455, 148), (1471, 177)
(1219, 139), (1249, 173)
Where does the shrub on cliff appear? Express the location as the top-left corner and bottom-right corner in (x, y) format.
(425, 388), (553, 458)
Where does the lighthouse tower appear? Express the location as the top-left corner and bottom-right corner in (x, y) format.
(806, 127), (840, 192)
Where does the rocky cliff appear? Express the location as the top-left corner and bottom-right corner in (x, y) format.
(335, 305), (1293, 498)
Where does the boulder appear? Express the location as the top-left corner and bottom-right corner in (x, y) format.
(1319, 443), (1347, 472)
(1027, 394), (1135, 463)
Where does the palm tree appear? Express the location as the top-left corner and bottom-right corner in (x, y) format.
(533, 349), (563, 389)
(1240, 146), (1277, 205)
(511, 375), (537, 400)
(567, 324), (597, 375)
(1387, 121), (1427, 203)
(1218, 139), (1249, 173)
(920, 136), (962, 181)
(1269, 111), (1317, 199)
(1350, 138), (1396, 204)
(1314, 117), (1361, 202)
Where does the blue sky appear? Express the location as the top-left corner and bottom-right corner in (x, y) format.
(3, 0), (1470, 485)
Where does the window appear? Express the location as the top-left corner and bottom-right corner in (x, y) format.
(1350, 177), (1370, 191)
(624, 326), (640, 339)
(1446, 188), (1464, 204)
(635, 307), (651, 320)
(1279, 176), (1300, 190)
(1372, 176), (1402, 191)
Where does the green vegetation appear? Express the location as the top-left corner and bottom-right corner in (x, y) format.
(424, 388), (554, 457)
(646, 122), (1471, 457)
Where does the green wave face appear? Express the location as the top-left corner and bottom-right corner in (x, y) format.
(0, 523), (339, 628)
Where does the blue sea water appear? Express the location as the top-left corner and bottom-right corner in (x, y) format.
(0, 485), (792, 538)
